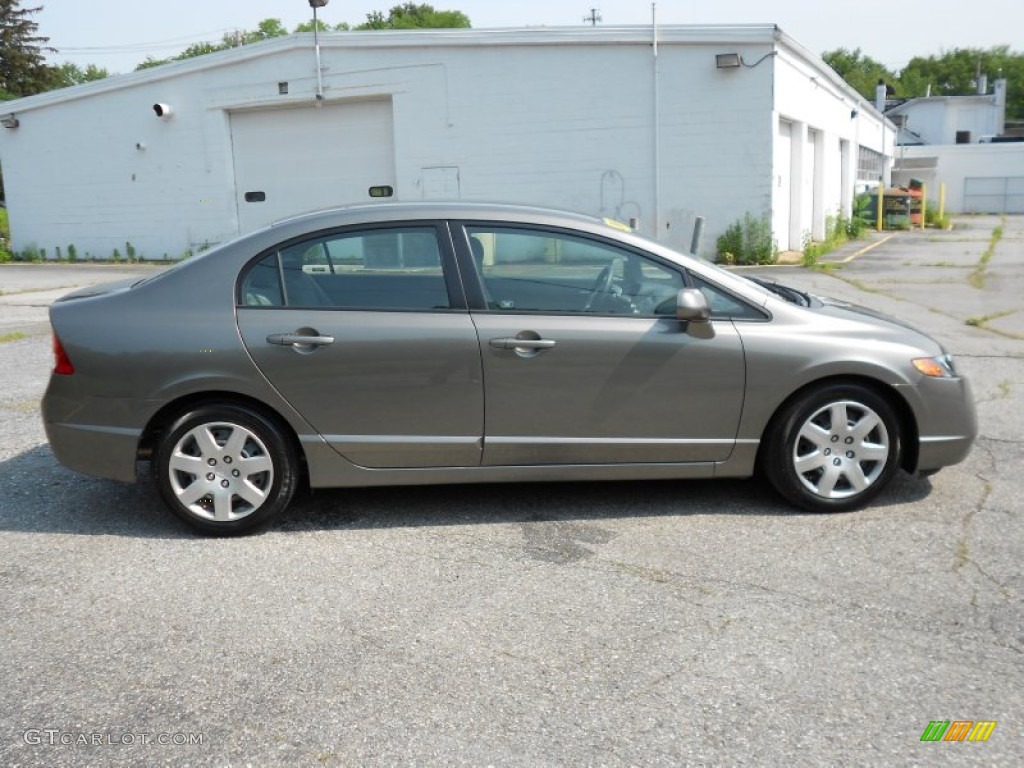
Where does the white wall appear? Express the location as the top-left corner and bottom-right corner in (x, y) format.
(771, 45), (889, 250)
(0, 28), (891, 261)
(893, 143), (1024, 213)
(892, 97), (1003, 145)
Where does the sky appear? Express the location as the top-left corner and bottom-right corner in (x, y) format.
(35, 0), (1024, 76)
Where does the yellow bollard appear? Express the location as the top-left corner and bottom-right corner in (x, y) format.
(939, 183), (946, 221)
(877, 185), (884, 231)
(921, 183), (927, 229)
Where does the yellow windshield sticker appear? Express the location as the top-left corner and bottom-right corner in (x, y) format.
(602, 217), (632, 232)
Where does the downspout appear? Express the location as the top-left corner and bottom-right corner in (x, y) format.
(652, 2), (661, 238)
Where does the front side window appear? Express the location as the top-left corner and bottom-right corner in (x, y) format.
(688, 272), (767, 320)
(465, 226), (682, 316)
(239, 226), (452, 310)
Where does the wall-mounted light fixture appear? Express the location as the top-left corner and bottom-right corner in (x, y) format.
(153, 103), (173, 118)
(850, 109), (859, 119)
(715, 53), (742, 69)
(1, 114), (19, 129)
(715, 51), (777, 70)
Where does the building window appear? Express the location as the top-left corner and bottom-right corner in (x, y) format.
(857, 146), (884, 184)
(956, 130), (971, 144)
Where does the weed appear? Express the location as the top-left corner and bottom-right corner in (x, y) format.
(716, 213), (777, 265)
(967, 218), (1004, 289)
(0, 331), (27, 344)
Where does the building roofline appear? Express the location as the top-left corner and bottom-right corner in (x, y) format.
(3, 24), (785, 113)
(887, 94), (997, 114)
(772, 28), (893, 127)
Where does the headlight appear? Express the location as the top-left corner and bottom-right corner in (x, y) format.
(912, 354), (957, 378)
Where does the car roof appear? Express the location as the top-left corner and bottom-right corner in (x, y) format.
(270, 201), (606, 230)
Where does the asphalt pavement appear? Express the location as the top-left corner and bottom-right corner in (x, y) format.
(0, 220), (1020, 766)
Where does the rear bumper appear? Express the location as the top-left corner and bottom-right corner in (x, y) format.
(44, 420), (141, 483)
(42, 383), (147, 484)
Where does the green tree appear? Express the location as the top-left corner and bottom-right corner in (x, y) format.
(821, 48), (897, 101)
(134, 17), (291, 71)
(294, 20), (350, 33)
(53, 61), (109, 87)
(898, 46), (1024, 122)
(0, 0), (56, 98)
(355, 4), (471, 30)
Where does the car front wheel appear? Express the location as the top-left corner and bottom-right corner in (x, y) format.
(154, 405), (299, 535)
(764, 383), (901, 512)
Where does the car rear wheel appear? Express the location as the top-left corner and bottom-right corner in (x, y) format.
(155, 405), (298, 535)
(764, 383), (901, 512)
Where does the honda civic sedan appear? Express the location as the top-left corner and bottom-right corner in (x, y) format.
(42, 203), (976, 534)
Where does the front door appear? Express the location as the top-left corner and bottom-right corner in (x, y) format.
(460, 224), (746, 466)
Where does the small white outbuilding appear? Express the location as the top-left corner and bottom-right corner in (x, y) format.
(0, 25), (893, 259)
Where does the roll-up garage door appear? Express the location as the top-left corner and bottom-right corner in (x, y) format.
(230, 99), (396, 233)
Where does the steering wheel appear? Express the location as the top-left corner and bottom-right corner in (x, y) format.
(582, 257), (624, 312)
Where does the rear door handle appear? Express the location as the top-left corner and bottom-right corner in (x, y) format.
(266, 333), (335, 347)
(489, 337), (556, 350)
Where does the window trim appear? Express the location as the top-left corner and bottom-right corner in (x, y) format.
(451, 220), (688, 319)
(684, 269), (771, 322)
(235, 220), (467, 313)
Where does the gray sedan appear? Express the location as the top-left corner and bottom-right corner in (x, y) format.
(42, 203), (976, 534)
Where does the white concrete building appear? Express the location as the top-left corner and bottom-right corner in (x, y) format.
(884, 78), (1008, 146)
(0, 25), (892, 259)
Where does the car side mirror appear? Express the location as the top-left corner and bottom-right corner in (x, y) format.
(675, 287), (710, 323)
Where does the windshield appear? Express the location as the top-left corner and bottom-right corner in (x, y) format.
(742, 275), (812, 307)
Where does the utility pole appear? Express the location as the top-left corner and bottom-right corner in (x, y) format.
(583, 8), (602, 26)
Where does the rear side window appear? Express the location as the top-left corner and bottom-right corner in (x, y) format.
(239, 227), (453, 310)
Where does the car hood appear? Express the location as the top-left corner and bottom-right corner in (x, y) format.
(810, 294), (944, 349)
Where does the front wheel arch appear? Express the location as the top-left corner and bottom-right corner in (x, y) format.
(757, 377), (916, 511)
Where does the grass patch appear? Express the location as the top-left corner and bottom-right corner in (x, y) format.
(809, 261), (842, 273)
(967, 218), (1004, 289)
(965, 310), (1024, 339)
(0, 331), (27, 344)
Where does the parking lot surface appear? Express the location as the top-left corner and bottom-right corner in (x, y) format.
(1, 218), (1021, 766)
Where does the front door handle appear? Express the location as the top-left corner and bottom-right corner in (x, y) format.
(489, 337), (556, 350)
(266, 333), (335, 347)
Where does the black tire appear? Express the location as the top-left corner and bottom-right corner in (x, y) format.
(763, 383), (901, 513)
(154, 404), (299, 535)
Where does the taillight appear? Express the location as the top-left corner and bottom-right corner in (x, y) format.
(52, 334), (75, 375)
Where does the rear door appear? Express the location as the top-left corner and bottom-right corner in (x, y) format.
(236, 222), (483, 468)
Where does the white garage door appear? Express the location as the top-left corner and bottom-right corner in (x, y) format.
(773, 120), (793, 252)
(230, 99), (397, 233)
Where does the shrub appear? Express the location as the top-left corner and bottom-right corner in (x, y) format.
(846, 194), (873, 238)
(17, 244), (42, 262)
(716, 213), (777, 265)
(0, 208), (10, 263)
(67, 244), (77, 263)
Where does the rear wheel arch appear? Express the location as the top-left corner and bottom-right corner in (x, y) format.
(147, 396), (307, 535)
(139, 392), (306, 475)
